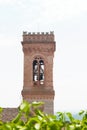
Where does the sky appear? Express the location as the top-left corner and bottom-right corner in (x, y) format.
(0, 0), (87, 113)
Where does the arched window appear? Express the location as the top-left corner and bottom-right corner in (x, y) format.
(33, 58), (44, 85)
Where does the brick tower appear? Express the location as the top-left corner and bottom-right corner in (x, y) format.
(21, 31), (56, 114)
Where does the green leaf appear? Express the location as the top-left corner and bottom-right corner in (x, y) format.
(49, 122), (59, 130)
(68, 124), (75, 130)
(16, 125), (28, 130)
(19, 100), (30, 114)
(0, 108), (3, 113)
(12, 112), (22, 123)
(32, 101), (44, 108)
(79, 110), (85, 115)
(66, 112), (74, 122)
(34, 123), (40, 130)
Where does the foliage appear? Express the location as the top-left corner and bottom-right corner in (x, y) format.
(0, 101), (87, 129)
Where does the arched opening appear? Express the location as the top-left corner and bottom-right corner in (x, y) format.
(33, 58), (44, 85)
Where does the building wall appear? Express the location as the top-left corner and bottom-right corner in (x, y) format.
(2, 108), (18, 122)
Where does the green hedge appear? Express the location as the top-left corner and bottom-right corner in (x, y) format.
(0, 101), (87, 130)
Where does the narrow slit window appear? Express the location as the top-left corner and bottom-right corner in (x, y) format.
(39, 60), (44, 84)
(33, 60), (38, 81)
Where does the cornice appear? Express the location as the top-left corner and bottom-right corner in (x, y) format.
(23, 47), (55, 53)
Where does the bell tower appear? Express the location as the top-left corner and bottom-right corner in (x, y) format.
(21, 31), (56, 114)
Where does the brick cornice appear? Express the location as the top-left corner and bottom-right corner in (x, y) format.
(23, 47), (55, 53)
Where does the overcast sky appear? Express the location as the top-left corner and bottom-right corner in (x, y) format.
(0, 0), (87, 113)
